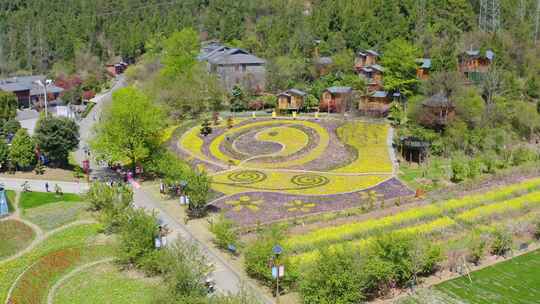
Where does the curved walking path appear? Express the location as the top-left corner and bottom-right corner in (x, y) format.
(46, 258), (115, 304)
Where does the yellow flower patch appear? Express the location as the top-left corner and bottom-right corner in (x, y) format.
(211, 169), (388, 196)
(332, 122), (393, 174)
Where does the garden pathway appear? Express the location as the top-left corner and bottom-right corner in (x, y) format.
(46, 257), (116, 304)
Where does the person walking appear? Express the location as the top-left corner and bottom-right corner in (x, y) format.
(45, 182), (49, 192)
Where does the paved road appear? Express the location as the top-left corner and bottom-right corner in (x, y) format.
(74, 75), (126, 167)
(0, 178), (88, 194)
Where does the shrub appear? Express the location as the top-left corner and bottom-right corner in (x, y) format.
(209, 213), (239, 251)
(117, 208), (159, 266)
(451, 156), (469, 182)
(156, 240), (212, 301)
(299, 247), (365, 304)
(466, 235), (486, 265)
(244, 225), (297, 288)
(512, 147), (537, 166)
(489, 227), (513, 256)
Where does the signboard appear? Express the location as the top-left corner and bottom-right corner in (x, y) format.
(271, 265), (285, 278)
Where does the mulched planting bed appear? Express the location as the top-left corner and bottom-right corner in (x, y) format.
(0, 220), (35, 260)
(212, 177), (413, 226)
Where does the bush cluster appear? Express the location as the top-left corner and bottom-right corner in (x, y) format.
(298, 232), (442, 302)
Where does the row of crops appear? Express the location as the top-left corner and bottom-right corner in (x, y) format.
(286, 177), (540, 266)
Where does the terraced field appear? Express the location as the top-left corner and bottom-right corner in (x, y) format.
(284, 177), (540, 267)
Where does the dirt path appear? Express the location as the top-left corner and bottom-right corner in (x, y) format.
(46, 258), (115, 304)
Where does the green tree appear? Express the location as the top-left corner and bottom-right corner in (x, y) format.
(209, 213), (239, 250)
(162, 28), (200, 77)
(380, 39), (420, 96)
(0, 92), (18, 122)
(300, 248), (365, 304)
(186, 170), (211, 217)
(92, 87), (165, 169)
(118, 207), (159, 266)
(34, 117), (79, 166)
(9, 128), (35, 169)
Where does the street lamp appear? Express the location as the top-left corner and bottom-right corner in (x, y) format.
(271, 245), (284, 304)
(35, 79), (52, 118)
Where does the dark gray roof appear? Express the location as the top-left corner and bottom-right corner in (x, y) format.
(0, 75), (64, 96)
(287, 89), (307, 96)
(199, 43), (265, 65)
(422, 92), (453, 107)
(326, 86), (352, 94)
(0, 82), (29, 92)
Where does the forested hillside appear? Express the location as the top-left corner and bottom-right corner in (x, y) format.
(1, 0), (539, 77)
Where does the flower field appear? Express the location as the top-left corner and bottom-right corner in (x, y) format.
(179, 118), (409, 222)
(333, 121), (393, 173)
(286, 177), (540, 268)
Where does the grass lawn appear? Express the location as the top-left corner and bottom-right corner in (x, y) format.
(403, 250), (540, 304)
(0, 220), (35, 259)
(54, 263), (162, 304)
(23, 201), (91, 231)
(20, 192), (82, 209)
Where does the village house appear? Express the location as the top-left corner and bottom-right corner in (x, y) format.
(198, 42), (266, 93)
(458, 49), (495, 83)
(320, 86), (353, 113)
(277, 89), (307, 112)
(359, 90), (392, 117)
(420, 92), (455, 129)
(354, 49), (379, 70)
(0, 76), (64, 109)
(416, 58), (431, 80)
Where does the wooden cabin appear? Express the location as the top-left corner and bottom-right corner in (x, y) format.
(355, 49), (379, 71)
(458, 49), (494, 83)
(420, 92), (455, 128)
(416, 58), (431, 80)
(359, 90), (392, 117)
(277, 89), (307, 111)
(400, 137), (430, 163)
(320, 86), (353, 113)
(358, 64), (384, 91)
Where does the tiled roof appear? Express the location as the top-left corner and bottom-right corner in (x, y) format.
(372, 91), (388, 98)
(326, 86), (352, 94)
